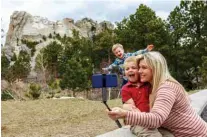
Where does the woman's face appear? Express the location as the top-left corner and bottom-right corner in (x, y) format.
(138, 59), (153, 84)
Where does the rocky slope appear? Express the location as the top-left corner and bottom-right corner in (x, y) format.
(2, 11), (114, 77)
(5, 11), (114, 48)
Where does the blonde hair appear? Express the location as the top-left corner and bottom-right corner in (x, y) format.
(112, 43), (123, 52)
(136, 52), (187, 108)
(124, 56), (137, 69)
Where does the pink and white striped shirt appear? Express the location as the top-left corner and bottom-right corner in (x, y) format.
(125, 81), (207, 137)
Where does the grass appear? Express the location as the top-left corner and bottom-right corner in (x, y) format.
(1, 98), (123, 137)
(1, 90), (200, 137)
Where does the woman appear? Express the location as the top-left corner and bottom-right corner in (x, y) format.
(107, 52), (207, 137)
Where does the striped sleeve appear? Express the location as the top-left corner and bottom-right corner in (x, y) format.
(125, 85), (176, 128)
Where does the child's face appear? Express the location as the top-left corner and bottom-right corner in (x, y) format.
(113, 47), (124, 59)
(125, 62), (139, 83)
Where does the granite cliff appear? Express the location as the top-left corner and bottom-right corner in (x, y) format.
(3, 11), (114, 76)
(5, 11), (114, 48)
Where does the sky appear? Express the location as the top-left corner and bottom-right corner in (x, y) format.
(1, 0), (180, 45)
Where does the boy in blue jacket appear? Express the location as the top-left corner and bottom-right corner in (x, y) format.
(103, 43), (154, 87)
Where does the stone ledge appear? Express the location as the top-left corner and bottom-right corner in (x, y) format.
(97, 90), (207, 137)
(189, 89), (207, 115)
(97, 126), (136, 137)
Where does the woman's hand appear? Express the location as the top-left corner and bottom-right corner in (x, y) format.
(107, 107), (127, 120)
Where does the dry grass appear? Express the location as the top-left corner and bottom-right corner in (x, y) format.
(2, 90), (200, 137)
(2, 98), (123, 137)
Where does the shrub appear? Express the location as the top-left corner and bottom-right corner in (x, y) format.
(48, 33), (52, 38)
(54, 93), (60, 98)
(45, 94), (53, 99)
(42, 35), (47, 41)
(48, 79), (60, 90)
(1, 90), (14, 101)
(48, 90), (55, 98)
(56, 90), (61, 93)
(28, 83), (41, 99)
(67, 93), (72, 97)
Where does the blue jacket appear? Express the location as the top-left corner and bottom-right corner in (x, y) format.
(106, 49), (148, 78)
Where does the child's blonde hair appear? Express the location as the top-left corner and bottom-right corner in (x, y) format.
(112, 43), (123, 52)
(123, 56), (137, 69)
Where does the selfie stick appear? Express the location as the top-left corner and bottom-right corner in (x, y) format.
(92, 71), (122, 128)
(102, 77), (122, 128)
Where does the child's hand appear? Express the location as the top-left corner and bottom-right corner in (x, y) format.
(147, 44), (154, 51)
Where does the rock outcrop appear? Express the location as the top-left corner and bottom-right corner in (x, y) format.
(5, 11), (114, 48)
(3, 11), (114, 77)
